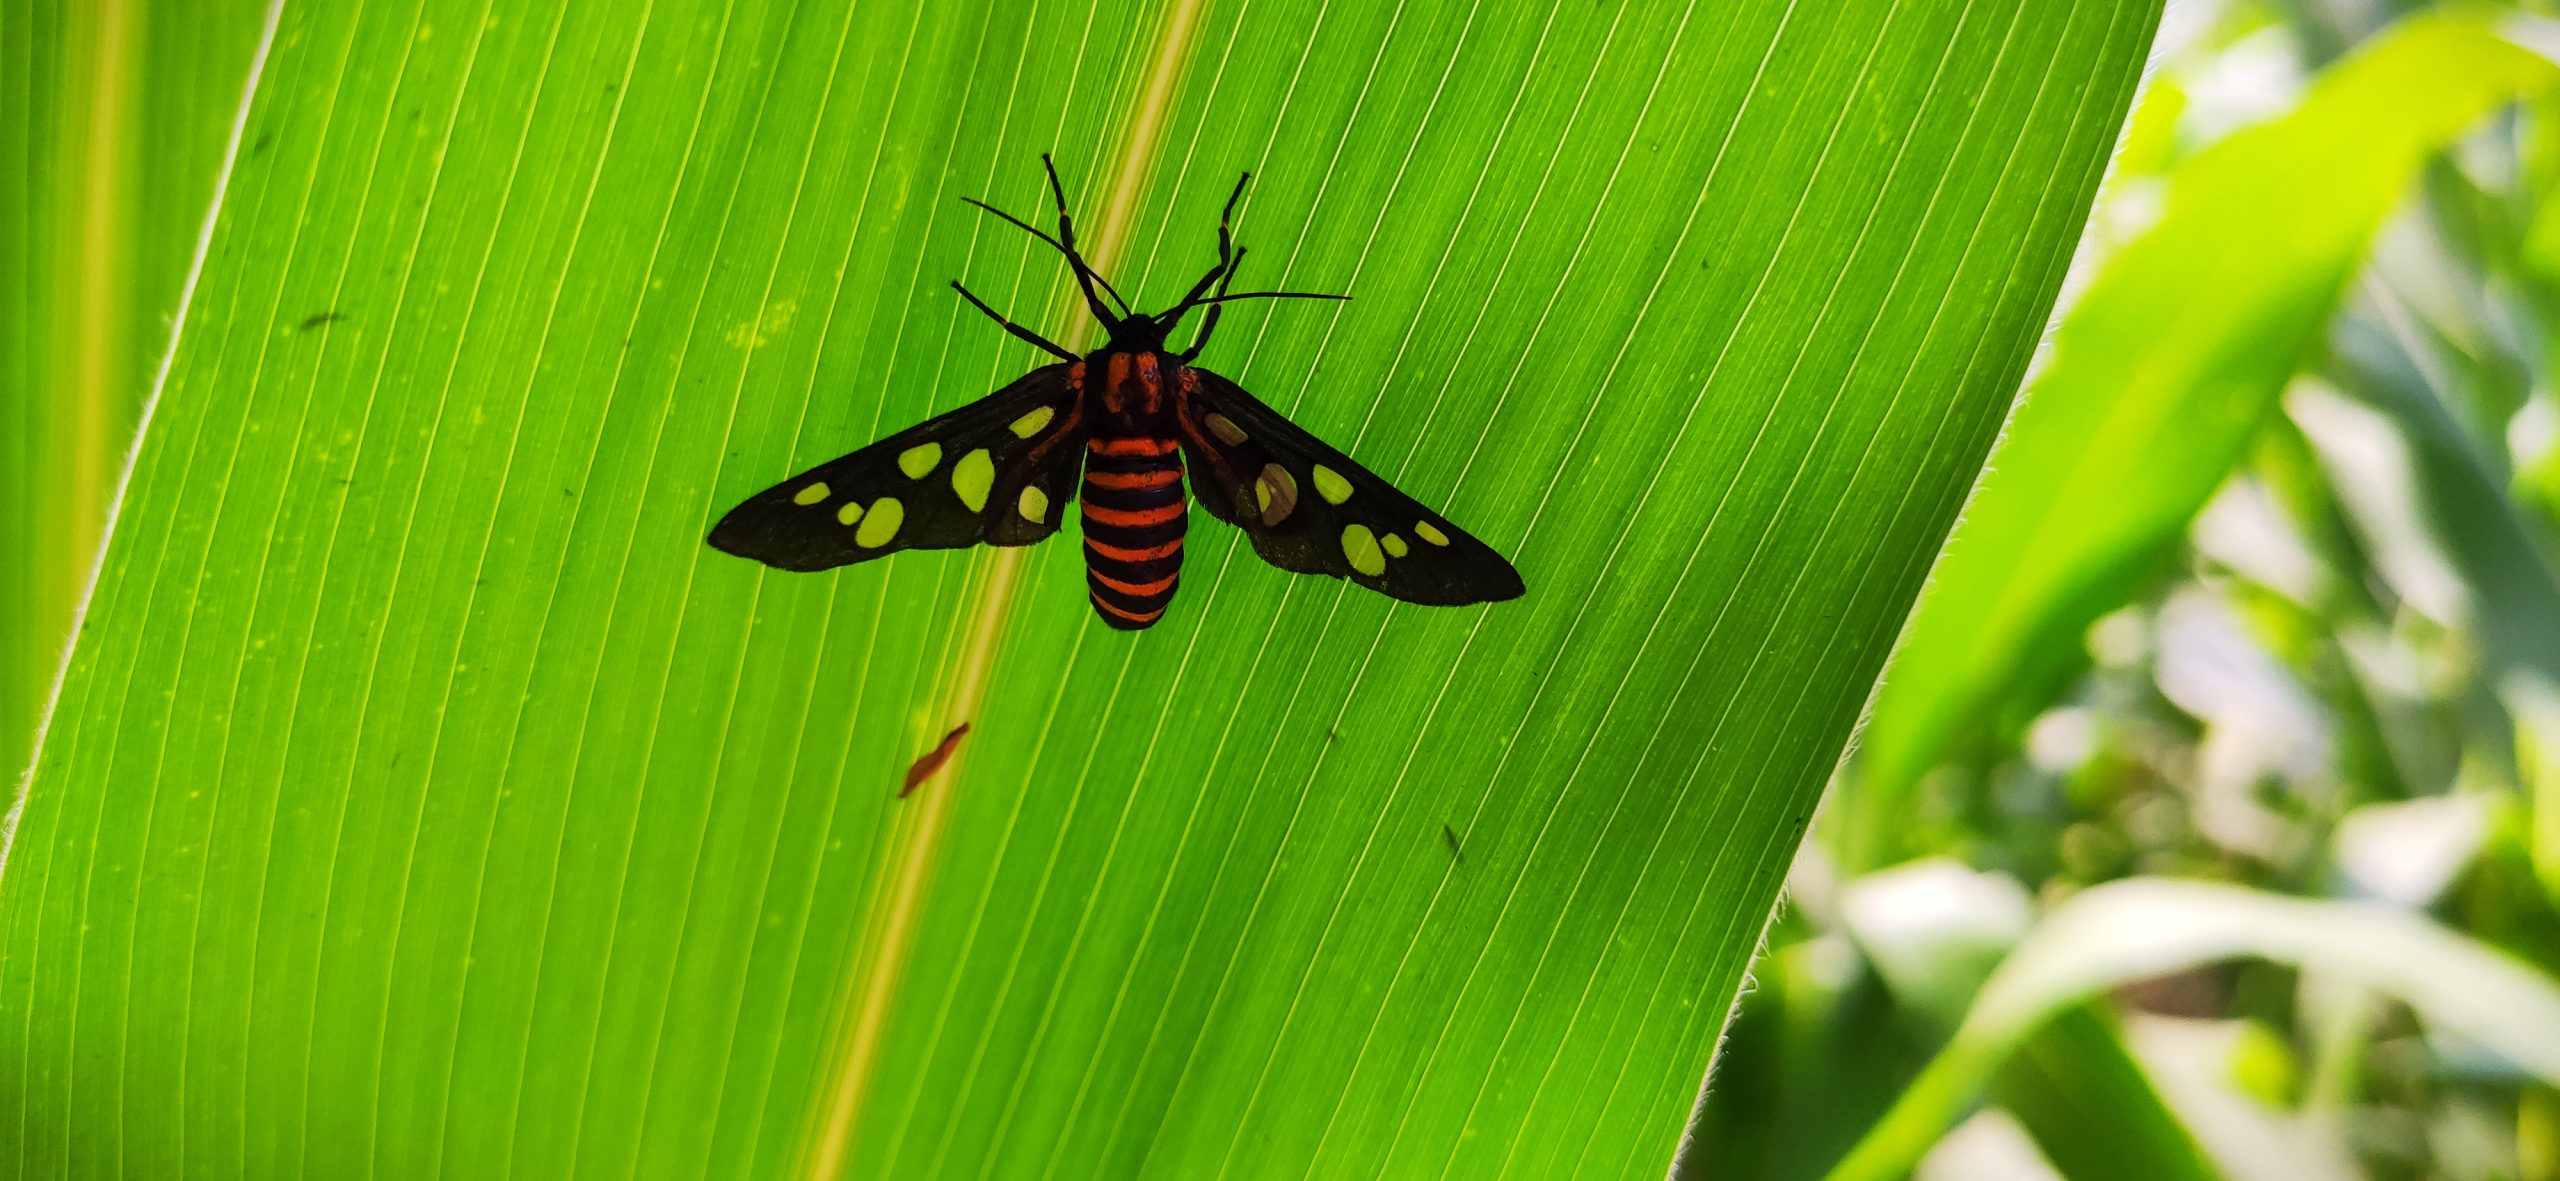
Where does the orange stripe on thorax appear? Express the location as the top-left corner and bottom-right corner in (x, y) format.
(1136, 352), (1163, 415)
(1103, 352), (1131, 413)
(1098, 351), (1167, 416)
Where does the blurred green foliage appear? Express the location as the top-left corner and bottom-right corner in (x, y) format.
(1, 0), (268, 808)
(1691, 2), (2560, 1178)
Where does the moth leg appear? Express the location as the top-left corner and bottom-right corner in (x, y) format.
(1041, 153), (1125, 328)
(951, 281), (1077, 362)
(1182, 175), (1250, 361)
(1169, 246), (1241, 316)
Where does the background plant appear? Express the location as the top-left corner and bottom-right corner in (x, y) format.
(1687, 2), (2560, 1178)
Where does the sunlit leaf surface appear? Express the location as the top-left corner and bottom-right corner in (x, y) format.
(0, 0), (2155, 1175)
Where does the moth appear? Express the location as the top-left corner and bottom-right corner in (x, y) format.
(707, 156), (1524, 630)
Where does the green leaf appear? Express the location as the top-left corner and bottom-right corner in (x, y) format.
(1992, 1008), (2219, 1181)
(1825, 879), (2560, 1181)
(2309, 263), (2560, 693)
(1851, 12), (2560, 862)
(0, 0), (268, 802)
(0, 0), (2155, 1175)
(1835, 860), (2216, 1181)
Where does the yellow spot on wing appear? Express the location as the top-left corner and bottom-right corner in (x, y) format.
(855, 498), (903, 547)
(793, 481), (831, 506)
(1416, 521), (1450, 546)
(1312, 465), (1352, 505)
(1341, 524), (1385, 577)
(1019, 485), (1049, 523)
(898, 443), (941, 479)
(837, 501), (863, 526)
(952, 449), (994, 512)
(1205, 412), (1247, 444)
(1009, 406), (1054, 438)
(1255, 464), (1298, 526)
(1382, 533), (1408, 558)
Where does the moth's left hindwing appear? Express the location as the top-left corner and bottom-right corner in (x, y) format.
(709, 364), (1085, 571)
(1176, 368), (1523, 605)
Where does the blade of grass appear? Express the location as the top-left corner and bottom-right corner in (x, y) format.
(1825, 878), (2560, 1181)
(1833, 860), (2218, 1181)
(2316, 277), (2560, 690)
(0, 0), (2158, 1174)
(1850, 13), (2560, 869)
(0, 1), (268, 799)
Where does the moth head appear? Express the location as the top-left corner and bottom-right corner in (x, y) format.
(1107, 310), (1176, 353)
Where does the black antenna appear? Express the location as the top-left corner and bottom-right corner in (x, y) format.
(1188, 291), (1351, 306)
(959, 197), (1133, 316)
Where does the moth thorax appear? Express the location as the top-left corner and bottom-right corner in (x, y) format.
(1096, 349), (1172, 426)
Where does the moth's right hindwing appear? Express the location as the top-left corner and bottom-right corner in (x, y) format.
(708, 364), (1085, 571)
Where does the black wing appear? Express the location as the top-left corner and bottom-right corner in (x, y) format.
(709, 364), (1086, 571)
(1175, 367), (1523, 605)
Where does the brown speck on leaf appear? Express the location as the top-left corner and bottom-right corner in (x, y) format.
(297, 311), (345, 331)
(1443, 824), (1463, 863)
(901, 723), (971, 798)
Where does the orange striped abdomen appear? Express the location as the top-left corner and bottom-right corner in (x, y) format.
(1081, 434), (1187, 630)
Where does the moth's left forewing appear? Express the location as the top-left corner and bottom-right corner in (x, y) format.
(709, 363), (1085, 571)
(1175, 367), (1524, 605)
